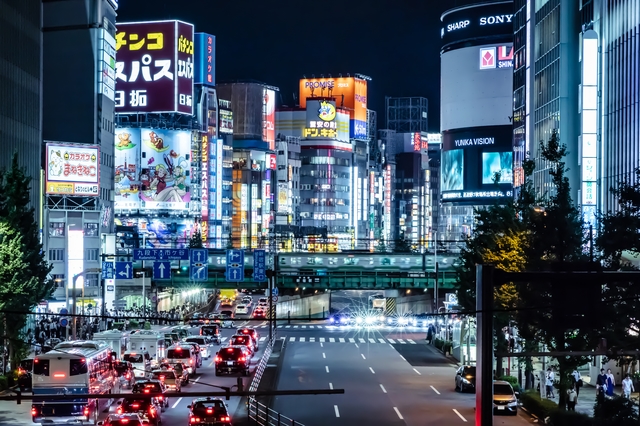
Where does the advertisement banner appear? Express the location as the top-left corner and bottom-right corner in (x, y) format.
(441, 125), (513, 203)
(441, 2), (515, 47)
(116, 217), (195, 249)
(299, 77), (368, 139)
(215, 139), (223, 221)
(219, 108), (233, 134)
(115, 128), (142, 209)
(115, 20), (194, 114)
(46, 143), (100, 196)
(139, 128), (192, 210)
(194, 32), (215, 86)
(277, 182), (289, 213)
(303, 99), (338, 139)
(201, 134), (209, 228)
(263, 89), (276, 149)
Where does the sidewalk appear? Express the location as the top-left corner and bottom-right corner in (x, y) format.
(539, 384), (597, 415)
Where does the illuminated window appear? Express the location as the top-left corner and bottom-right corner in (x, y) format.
(49, 222), (65, 237)
(84, 223), (99, 237)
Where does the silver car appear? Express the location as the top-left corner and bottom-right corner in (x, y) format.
(184, 336), (213, 359)
(493, 380), (518, 415)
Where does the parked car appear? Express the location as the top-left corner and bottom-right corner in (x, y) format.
(455, 365), (476, 392)
(493, 380), (518, 415)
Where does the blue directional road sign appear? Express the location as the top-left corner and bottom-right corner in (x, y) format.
(153, 261), (171, 280)
(115, 262), (133, 280)
(102, 261), (115, 279)
(190, 249), (208, 282)
(225, 249), (244, 282)
(133, 248), (189, 261)
(253, 249), (267, 282)
(59, 308), (68, 327)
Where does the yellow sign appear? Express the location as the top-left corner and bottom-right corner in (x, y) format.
(47, 182), (74, 194)
(318, 101), (336, 121)
(303, 128), (337, 138)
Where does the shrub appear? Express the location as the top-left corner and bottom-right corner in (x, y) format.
(128, 319), (140, 329)
(499, 375), (522, 392)
(144, 321), (151, 330)
(442, 341), (453, 354)
(0, 376), (8, 391)
(520, 390), (558, 420)
(434, 338), (444, 350)
(593, 396), (638, 425)
(548, 410), (593, 426)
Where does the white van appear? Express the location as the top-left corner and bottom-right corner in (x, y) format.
(128, 331), (166, 363)
(122, 350), (151, 378)
(166, 343), (198, 375)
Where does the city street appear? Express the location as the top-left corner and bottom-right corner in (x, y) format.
(272, 323), (534, 426)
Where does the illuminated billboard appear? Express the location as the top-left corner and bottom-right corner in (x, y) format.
(201, 134), (209, 241)
(263, 89), (276, 149)
(116, 216), (195, 249)
(277, 182), (289, 214)
(115, 128), (142, 209)
(441, 125), (513, 203)
(194, 33), (215, 86)
(303, 100), (338, 139)
(115, 20), (194, 114)
(441, 2), (514, 48)
(139, 129), (191, 210)
(46, 143), (100, 196)
(299, 77), (368, 139)
(219, 107), (233, 134)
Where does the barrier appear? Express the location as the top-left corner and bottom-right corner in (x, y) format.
(249, 338), (273, 393)
(248, 397), (306, 426)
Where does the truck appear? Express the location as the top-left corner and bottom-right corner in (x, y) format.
(127, 330), (166, 363)
(93, 329), (129, 359)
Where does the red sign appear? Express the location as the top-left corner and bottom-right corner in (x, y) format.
(267, 154), (277, 170)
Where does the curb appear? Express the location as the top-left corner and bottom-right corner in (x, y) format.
(518, 405), (540, 421)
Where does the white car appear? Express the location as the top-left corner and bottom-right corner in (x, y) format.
(235, 305), (249, 315)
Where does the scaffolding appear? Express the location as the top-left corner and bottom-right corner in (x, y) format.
(385, 97), (429, 134)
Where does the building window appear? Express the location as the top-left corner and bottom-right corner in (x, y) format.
(84, 223), (99, 237)
(85, 249), (100, 261)
(49, 249), (64, 261)
(49, 222), (65, 237)
(85, 274), (99, 287)
(52, 274), (65, 287)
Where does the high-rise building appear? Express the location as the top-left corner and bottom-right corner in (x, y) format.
(440, 1), (515, 247)
(42, 0), (118, 311)
(0, 1), (42, 213)
(385, 97), (429, 134)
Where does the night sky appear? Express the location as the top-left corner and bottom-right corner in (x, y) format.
(117, 0), (482, 131)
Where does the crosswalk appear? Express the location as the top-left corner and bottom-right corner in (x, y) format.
(237, 324), (429, 332)
(285, 336), (419, 344)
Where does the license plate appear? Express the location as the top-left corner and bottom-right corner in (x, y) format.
(227, 361), (234, 366)
(497, 406), (505, 410)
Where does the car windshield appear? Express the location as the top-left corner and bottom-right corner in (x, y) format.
(186, 338), (206, 345)
(192, 400), (226, 415)
(220, 310), (233, 317)
(494, 384), (514, 395)
(463, 367), (476, 375)
(124, 354), (144, 363)
(236, 305), (246, 309)
(230, 336), (249, 345)
(201, 326), (219, 335)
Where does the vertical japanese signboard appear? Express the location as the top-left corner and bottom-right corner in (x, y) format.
(201, 134), (209, 245)
(194, 33), (215, 86)
(115, 20), (194, 114)
(263, 88), (276, 150)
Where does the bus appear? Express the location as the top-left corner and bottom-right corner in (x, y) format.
(31, 340), (119, 425)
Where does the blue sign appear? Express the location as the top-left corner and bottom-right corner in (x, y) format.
(60, 318), (68, 327)
(102, 261), (115, 279)
(59, 308), (68, 316)
(153, 261), (171, 280)
(272, 287), (279, 297)
(226, 250), (244, 282)
(115, 262), (133, 280)
(253, 250), (267, 282)
(190, 249), (208, 282)
(194, 33), (216, 86)
(133, 249), (189, 261)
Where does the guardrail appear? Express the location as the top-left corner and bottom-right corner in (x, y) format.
(249, 338), (273, 393)
(248, 397), (306, 426)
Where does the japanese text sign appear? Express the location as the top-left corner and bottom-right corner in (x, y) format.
(115, 20), (194, 114)
(194, 33), (215, 86)
(46, 143), (100, 196)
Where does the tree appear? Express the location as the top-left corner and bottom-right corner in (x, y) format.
(189, 230), (204, 248)
(0, 154), (53, 368)
(393, 236), (413, 253)
(376, 240), (388, 253)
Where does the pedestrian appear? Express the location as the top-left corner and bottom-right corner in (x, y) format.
(606, 368), (615, 397)
(596, 368), (607, 393)
(545, 368), (555, 398)
(622, 374), (634, 398)
(426, 327), (433, 344)
(572, 369), (583, 396)
(566, 386), (578, 411)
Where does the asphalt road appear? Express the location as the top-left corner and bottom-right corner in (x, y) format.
(272, 323), (535, 426)
(0, 294), (270, 426)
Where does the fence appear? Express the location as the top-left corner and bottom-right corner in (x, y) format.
(249, 338), (273, 393)
(248, 398), (306, 426)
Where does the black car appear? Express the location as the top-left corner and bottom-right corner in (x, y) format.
(113, 360), (136, 389)
(455, 365), (476, 392)
(187, 397), (231, 425)
(132, 380), (169, 410)
(214, 346), (251, 376)
(17, 358), (33, 391)
(117, 397), (162, 425)
(329, 312), (353, 326)
(228, 334), (256, 355)
(236, 327), (259, 349)
(200, 325), (221, 344)
(189, 313), (205, 326)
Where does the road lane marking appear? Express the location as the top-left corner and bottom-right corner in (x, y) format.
(329, 338), (335, 342)
(326, 366), (330, 373)
(388, 338), (396, 344)
(397, 339), (405, 344)
(310, 337), (316, 342)
(348, 338), (355, 343)
(355, 343), (359, 348)
(399, 355), (406, 361)
(369, 367), (375, 374)
(329, 382), (333, 390)
(378, 338), (386, 343)
(339, 338), (345, 343)
(359, 338), (366, 343)
(380, 384), (387, 393)
(320, 343), (324, 347)
(408, 339), (416, 344)
(334, 405), (340, 417)
(322, 353), (326, 359)
(430, 385), (440, 395)
(277, 325), (283, 328)
(172, 397), (182, 409)
(302, 326), (306, 329)
(361, 354), (366, 360)
(221, 337), (228, 342)
(368, 338), (376, 343)
(300, 337), (306, 342)
(194, 376), (201, 382)
(413, 368), (422, 375)
(393, 407), (404, 420)
(320, 337), (325, 342)
(285, 325), (291, 328)
(453, 409), (467, 422)
(289, 337), (295, 342)
(259, 337), (266, 342)
(294, 326), (298, 329)
(309, 325), (314, 329)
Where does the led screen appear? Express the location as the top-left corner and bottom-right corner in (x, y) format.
(442, 149), (464, 191)
(482, 152), (512, 184)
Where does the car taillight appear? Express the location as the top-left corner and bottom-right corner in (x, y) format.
(190, 359), (194, 364)
(239, 356), (246, 362)
(207, 408), (213, 414)
(31, 407), (37, 417)
(157, 396), (163, 400)
(144, 389), (150, 393)
(83, 407), (89, 417)
(215, 356), (221, 362)
(120, 420), (129, 424)
(132, 403), (140, 408)
(125, 373), (130, 379)
(190, 416), (200, 423)
(149, 406), (156, 415)
(117, 407), (123, 414)
(221, 416), (230, 422)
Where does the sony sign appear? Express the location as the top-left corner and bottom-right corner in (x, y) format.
(479, 14), (513, 25)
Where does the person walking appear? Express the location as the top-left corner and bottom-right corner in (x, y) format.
(571, 369), (583, 396)
(566, 386), (578, 411)
(606, 368), (615, 397)
(596, 369), (608, 394)
(622, 374), (634, 399)
(545, 368), (555, 398)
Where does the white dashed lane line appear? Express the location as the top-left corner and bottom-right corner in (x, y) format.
(453, 409), (467, 422)
(380, 384), (387, 393)
(369, 367), (376, 374)
(361, 354), (366, 360)
(326, 366), (330, 373)
(394, 407), (404, 420)
(334, 405), (340, 418)
(430, 385), (440, 395)
(171, 397), (182, 409)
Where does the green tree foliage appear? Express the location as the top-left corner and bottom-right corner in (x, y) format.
(189, 230), (204, 248)
(376, 240), (388, 253)
(393, 236), (413, 253)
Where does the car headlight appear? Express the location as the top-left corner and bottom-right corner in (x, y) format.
(365, 317), (374, 324)
(378, 316), (384, 322)
(356, 317), (363, 324)
(329, 317), (335, 323)
(422, 321), (428, 327)
(340, 317), (347, 323)
(398, 318), (408, 325)
(462, 378), (470, 384)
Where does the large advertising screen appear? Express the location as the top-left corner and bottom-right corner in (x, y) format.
(263, 89), (276, 149)
(303, 99), (338, 139)
(299, 77), (368, 139)
(116, 217), (196, 249)
(46, 143), (100, 196)
(441, 125), (513, 204)
(115, 20), (194, 114)
(114, 127), (192, 211)
(194, 33), (215, 86)
(441, 2), (514, 49)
